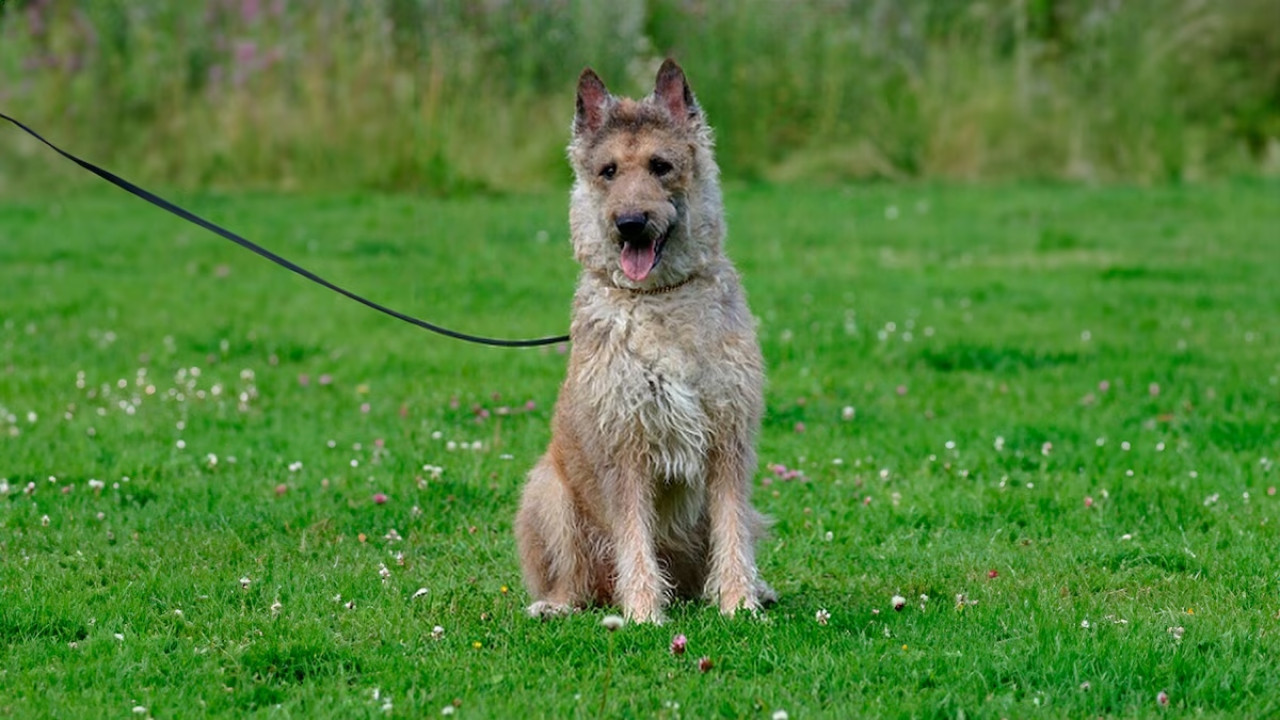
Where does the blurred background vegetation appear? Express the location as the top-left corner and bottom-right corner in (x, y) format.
(1, 0), (1278, 195)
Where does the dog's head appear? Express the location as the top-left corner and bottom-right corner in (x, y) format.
(567, 60), (723, 290)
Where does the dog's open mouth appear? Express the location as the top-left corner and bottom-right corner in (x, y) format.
(620, 230), (668, 282)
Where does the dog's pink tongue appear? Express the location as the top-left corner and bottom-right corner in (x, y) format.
(620, 241), (656, 282)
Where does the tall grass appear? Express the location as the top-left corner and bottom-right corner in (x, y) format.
(1, 0), (1277, 194)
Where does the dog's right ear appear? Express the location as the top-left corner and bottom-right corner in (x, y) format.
(575, 68), (610, 136)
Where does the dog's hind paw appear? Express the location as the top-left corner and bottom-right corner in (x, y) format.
(526, 600), (576, 620)
(755, 581), (778, 607)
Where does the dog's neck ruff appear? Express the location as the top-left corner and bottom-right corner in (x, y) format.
(627, 273), (698, 296)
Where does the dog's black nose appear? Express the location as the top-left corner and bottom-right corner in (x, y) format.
(615, 213), (648, 239)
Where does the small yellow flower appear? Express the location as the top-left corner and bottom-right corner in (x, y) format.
(472, 641), (482, 649)
(500, 586), (509, 594)
(901, 644), (908, 651)
(1186, 608), (1195, 615)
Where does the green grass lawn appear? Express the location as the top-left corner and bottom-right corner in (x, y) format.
(1, 181), (1278, 718)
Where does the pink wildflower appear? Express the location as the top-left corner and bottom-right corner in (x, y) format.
(670, 634), (687, 655)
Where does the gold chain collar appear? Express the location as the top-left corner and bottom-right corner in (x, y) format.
(629, 273), (698, 295)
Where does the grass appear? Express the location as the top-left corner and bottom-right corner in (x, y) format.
(1, 179), (1279, 718)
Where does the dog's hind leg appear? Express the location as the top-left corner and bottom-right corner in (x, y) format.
(516, 454), (595, 618)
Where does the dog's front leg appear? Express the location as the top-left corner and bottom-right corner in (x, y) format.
(607, 461), (668, 624)
(705, 437), (763, 615)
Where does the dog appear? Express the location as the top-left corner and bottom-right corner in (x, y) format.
(515, 59), (774, 624)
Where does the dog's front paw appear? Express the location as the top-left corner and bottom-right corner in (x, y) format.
(624, 606), (667, 625)
(719, 593), (762, 617)
(712, 577), (773, 617)
(620, 589), (667, 625)
(527, 600), (576, 620)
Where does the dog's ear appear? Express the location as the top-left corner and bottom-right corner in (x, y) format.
(654, 59), (699, 125)
(575, 68), (610, 136)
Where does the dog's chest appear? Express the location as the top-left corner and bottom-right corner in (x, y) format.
(584, 301), (719, 481)
(632, 358), (708, 481)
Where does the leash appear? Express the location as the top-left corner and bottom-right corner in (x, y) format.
(0, 112), (570, 348)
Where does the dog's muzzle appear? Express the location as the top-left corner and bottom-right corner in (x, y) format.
(616, 212), (670, 282)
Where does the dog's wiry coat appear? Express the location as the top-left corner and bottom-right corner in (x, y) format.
(515, 60), (774, 624)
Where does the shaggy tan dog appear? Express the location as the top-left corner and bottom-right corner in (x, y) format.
(515, 60), (773, 624)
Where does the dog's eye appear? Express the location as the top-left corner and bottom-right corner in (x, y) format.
(599, 163), (617, 180)
(649, 157), (673, 177)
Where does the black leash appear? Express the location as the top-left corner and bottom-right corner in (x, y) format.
(1, 112), (570, 348)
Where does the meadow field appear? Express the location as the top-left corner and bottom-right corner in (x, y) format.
(1, 180), (1278, 717)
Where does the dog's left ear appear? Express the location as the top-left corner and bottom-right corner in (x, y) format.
(654, 59), (700, 125)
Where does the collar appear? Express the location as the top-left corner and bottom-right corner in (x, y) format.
(628, 273), (698, 295)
